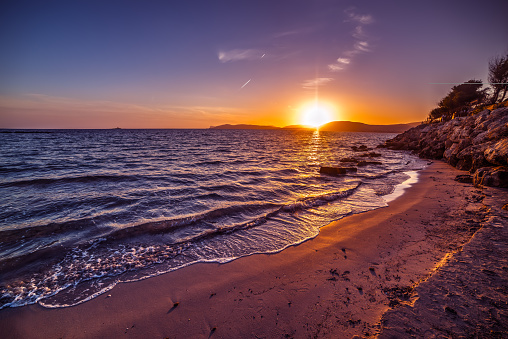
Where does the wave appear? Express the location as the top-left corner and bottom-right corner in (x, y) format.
(0, 174), (142, 188)
(0, 129), (429, 310)
(0, 182), (362, 309)
(103, 182), (362, 243)
(0, 183), (361, 277)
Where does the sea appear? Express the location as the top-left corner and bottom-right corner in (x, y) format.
(0, 129), (427, 309)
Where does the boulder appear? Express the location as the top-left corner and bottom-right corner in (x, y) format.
(319, 166), (357, 176)
(351, 145), (370, 152)
(473, 109), (490, 126)
(377, 106), (508, 186)
(473, 166), (508, 188)
(484, 138), (508, 166)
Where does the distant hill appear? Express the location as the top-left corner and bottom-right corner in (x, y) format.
(210, 121), (420, 133)
(209, 124), (280, 130)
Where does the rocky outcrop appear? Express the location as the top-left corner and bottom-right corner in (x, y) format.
(319, 166), (357, 176)
(380, 106), (508, 188)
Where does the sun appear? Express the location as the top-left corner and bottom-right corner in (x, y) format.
(300, 102), (335, 128)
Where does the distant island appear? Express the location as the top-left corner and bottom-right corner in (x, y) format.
(210, 121), (420, 133)
(209, 124), (283, 130)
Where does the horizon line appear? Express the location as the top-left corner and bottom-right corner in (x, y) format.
(429, 82), (508, 85)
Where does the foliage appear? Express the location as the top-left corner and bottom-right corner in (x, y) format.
(427, 53), (508, 123)
(488, 53), (508, 104)
(428, 80), (486, 122)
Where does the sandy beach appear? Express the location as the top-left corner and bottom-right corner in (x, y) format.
(1, 161), (507, 338)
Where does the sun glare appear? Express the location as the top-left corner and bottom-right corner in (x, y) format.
(300, 102), (335, 128)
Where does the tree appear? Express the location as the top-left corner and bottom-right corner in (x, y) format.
(488, 53), (508, 104)
(428, 79), (486, 121)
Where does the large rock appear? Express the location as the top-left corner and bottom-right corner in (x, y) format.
(380, 106), (508, 187)
(473, 167), (508, 188)
(484, 138), (508, 166)
(319, 166), (357, 176)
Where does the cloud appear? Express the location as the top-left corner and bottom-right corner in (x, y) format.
(353, 25), (366, 39)
(328, 57), (351, 71)
(328, 64), (344, 72)
(328, 8), (374, 72)
(345, 7), (374, 25)
(354, 14), (374, 25)
(272, 26), (319, 39)
(354, 41), (370, 52)
(302, 77), (333, 89)
(217, 49), (263, 63)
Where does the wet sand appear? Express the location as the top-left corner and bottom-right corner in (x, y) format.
(1, 161), (506, 338)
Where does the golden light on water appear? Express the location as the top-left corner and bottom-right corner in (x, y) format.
(299, 101), (337, 128)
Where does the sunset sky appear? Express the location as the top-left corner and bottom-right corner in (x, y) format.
(1, 0), (507, 129)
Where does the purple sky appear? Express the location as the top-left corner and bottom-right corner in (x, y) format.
(1, 0), (507, 128)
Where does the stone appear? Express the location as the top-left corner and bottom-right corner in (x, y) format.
(351, 145), (370, 152)
(484, 138), (508, 166)
(377, 106), (507, 177)
(319, 166), (357, 176)
(473, 167), (508, 188)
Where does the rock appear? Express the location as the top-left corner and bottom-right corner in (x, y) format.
(377, 107), (508, 187)
(319, 166), (357, 175)
(339, 157), (358, 163)
(484, 138), (508, 166)
(454, 175), (473, 183)
(351, 145), (370, 152)
(445, 306), (458, 315)
(359, 152), (382, 157)
(473, 167), (508, 188)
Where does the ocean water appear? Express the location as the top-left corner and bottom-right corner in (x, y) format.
(0, 129), (426, 309)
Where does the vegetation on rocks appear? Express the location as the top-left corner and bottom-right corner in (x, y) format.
(380, 54), (508, 188)
(380, 104), (508, 188)
(427, 53), (508, 123)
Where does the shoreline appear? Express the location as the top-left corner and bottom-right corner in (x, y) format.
(1, 161), (506, 338)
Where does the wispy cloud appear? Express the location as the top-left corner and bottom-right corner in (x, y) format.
(302, 77), (333, 90)
(328, 64), (344, 72)
(272, 26), (319, 39)
(337, 57), (351, 64)
(345, 7), (374, 25)
(352, 25), (367, 39)
(217, 49), (264, 63)
(328, 8), (374, 72)
(354, 41), (370, 52)
(328, 57), (351, 71)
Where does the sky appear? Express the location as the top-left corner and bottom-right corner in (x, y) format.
(1, 0), (507, 129)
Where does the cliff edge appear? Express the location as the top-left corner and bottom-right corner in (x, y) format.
(380, 105), (508, 188)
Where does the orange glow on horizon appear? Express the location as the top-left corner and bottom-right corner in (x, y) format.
(298, 101), (337, 128)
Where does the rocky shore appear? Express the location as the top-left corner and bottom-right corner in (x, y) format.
(380, 106), (508, 188)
